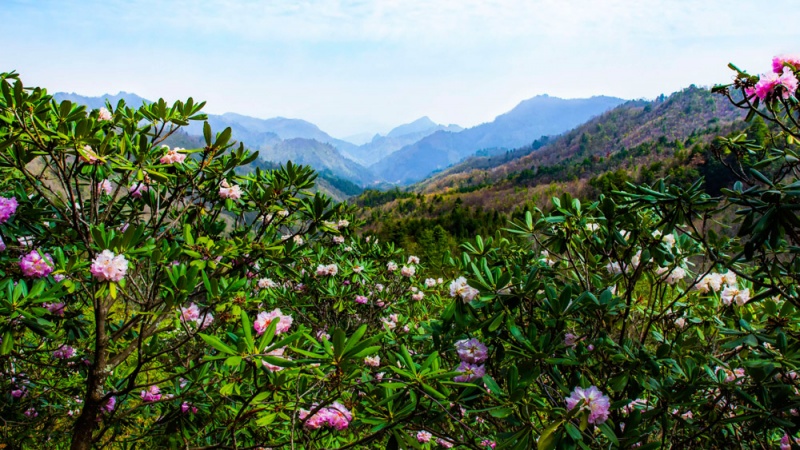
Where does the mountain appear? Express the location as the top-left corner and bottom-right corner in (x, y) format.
(370, 95), (627, 184)
(258, 138), (377, 185)
(346, 117), (463, 166)
(54, 91), (149, 110)
(357, 86), (747, 234)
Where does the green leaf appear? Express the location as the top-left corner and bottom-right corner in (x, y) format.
(199, 333), (236, 355)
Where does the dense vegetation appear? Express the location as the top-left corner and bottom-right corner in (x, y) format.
(2, 54), (800, 450)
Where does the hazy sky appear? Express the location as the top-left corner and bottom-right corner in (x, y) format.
(2, 0), (799, 137)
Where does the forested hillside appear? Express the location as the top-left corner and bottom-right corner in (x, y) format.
(356, 86), (752, 255)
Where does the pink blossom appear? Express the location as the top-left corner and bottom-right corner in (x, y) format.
(566, 386), (611, 425)
(129, 182), (148, 198)
(0, 236), (5, 252)
(407, 255), (420, 264)
(103, 396), (116, 412)
(79, 145), (100, 164)
(90, 250), (128, 282)
(53, 344), (75, 359)
(449, 277), (479, 302)
(747, 68), (798, 101)
(564, 333), (578, 346)
(140, 385), (161, 402)
(364, 355), (380, 367)
(11, 388), (26, 398)
(254, 308), (293, 335)
(437, 438), (454, 448)
(454, 338), (488, 364)
(24, 407), (37, 418)
(425, 278), (437, 287)
(400, 265), (416, 277)
(45, 302), (66, 316)
(160, 146), (187, 164)
(481, 440), (497, 449)
(355, 295), (369, 304)
(97, 107), (112, 121)
(781, 433), (791, 450)
(778, 67), (799, 99)
(416, 431), (432, 443)
(454, 361), (485, 382)
(180, 303), (200, 324)
(196, 312), (214, 330)
(333, 235), (345, 244)
(773, 55), (800, 73)
(258, 278), (277, 289)
(300, 401), (353, 430)
(387, 261), (398, 271)
(95, 179), (113, 196)
(19, 250), (54, 278)
(219, 179), (242, 200)
(0, 196), (18, 223)
(412, 292), (424, 301)
(181, 401), (198, 414)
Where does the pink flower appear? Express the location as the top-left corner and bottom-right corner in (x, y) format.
(454, 338), (488, 363)
(160, 146), (187, 164)
(400, 265), (416, 277)
(90, 250), (128, 282)
(181, 303), (200, 323)
(45, 302), (66, 316)
(747, 68), (798, 101)
(412, 292), (424, 301)
(0, 196), (18, 223)
(257, 278), (277, 289)
(564, 333), (578, 346)
(53, 344), (75, 359)
(364, 355), (380, 367)
(97, 107), (112, 121)
(95, 179), (113, 196)
(79, 145), (100, 164)
(355, 295), (369, 304)
(436, 438), (454, 448)
(781, 433), (791, 450)
(300, 401), (352, 430)
(24, 407), (37, 418)
(12, 388), (26, 398)
(454, 361), (485, 382)
(196, 311), (214, 330)
(387, 261), (398, 271)
(407, 255), (420, 264)
(416, 431), (432, 443)
(773, 55), (800, 73)
(566, 386), (610, 425)
(181, 401), (198, 414)
(449, 277), (479, 302)
(140, 385), (161, 402)
(0, 236), (5, 252)
(19, 250), (54, 278)
(129, 182), (148, 198)
(219, 179), (242, 200)
(778, 67), (799, 99)
(481, 440), (497, 449)
(254, 308), (293, 335)
(103, 396), (116, 412)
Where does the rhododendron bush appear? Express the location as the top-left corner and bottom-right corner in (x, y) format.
(1, 54), (800, 450)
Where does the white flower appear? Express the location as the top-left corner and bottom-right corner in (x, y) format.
(721, 287), (750, 306)
(97, 107), (112, 121)
(449, 277), (479, 302)
(721, 270), (737, 287)
(364, 356), (380, 367)
(407, 255), (420, 265)
(663, 267), (686, 285)
(257, 278), (277, 289)
(400, 266), (415, 277)
(387, 261), (398, 272)
(278, 210), (289, 217)
(333, 235), (345, 244)
(675, 317), (686, 329)
(353, 265), (364, 273)
(293, 235), (304, 245)
(338, 219), (350, 228)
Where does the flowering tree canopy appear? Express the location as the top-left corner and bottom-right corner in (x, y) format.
(1, 54), (800, 449)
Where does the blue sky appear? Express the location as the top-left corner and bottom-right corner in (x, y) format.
(2, 0), (799, 137)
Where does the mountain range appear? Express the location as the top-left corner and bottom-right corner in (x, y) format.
(52, 91), (626, 189)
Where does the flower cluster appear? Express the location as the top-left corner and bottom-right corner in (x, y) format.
(180, 303), (214, 329)
(696, 270), (749, 305)
(0, 196), (18, 223)
(254, 308), (293, 335)
(53, 345), (75, 359)
(219, 179), (242, 199)
(453, 338), (488, 382)
(140, 386), (161, 402)
(566, 385), (610, 425)
(300, 401), (352, 430)
(745, 56), (799, 101)
(90, 250), (128, 282)
(316, 264), (338, 276)
(449, 277), (479, 302)
(159, 146), (187, 164)
(129, 182), (148, 198)
(19, 250), (54, 278)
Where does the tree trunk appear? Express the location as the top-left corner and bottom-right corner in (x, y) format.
(71, 298), (108, 450)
